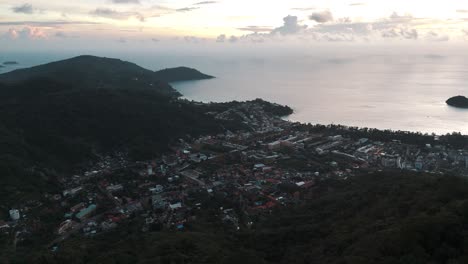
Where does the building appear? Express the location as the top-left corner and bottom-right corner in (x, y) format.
(415, 156), (424, 171)
(9, 209), (20, 221)
(148, 165), (154, 176)
(76, 204), (97, 220)
(70, 202), (86, 213)
(63, 186), (83, 197)
(106, 184), (123, 193)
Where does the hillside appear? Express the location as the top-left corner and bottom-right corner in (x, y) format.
(153, 67), (214, 82)
(0, 56), (213, 97)
(31, 171), (468, 264)
(0, 57), (223, 204)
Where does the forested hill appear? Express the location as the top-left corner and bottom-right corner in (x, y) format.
(0, 55), (212, 97)
(153, 67), (214, 82)
(0, 57), (221, 204)
(34, 171), (468, 264)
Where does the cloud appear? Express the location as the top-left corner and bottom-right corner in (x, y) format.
(184, 36), (205, 43)
(292, 7), (316, 11)
(216, 34), (226, 42)
(456, 10), (468, 13)
(381, 27), (418, 39)
(229, 36), (238, 43)
(12, 3), (35, 14)
(272, 15), (307, 35)
(215, 34), (238, 43)
(310, 10), (334, 23)
(0, 21), (100, 27)
(54, 31), (67, 38)
(237, 26), (273, 33)
(5, 27), (47, 39)
(91, 8), (145, 22)
(176, 7), (199, 12)
(425, 31), (449, 42)
(350, 3), (366, 6)
(194, 1), (217, 5)
(231, 12), (455, 44)
(112, 0), (140, 3)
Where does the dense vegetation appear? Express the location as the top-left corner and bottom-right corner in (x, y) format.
(0, 55), (212, 97)
(0, 56), (229, 204)
(27, 171), (468, 264)
(0, 78), (238, 204)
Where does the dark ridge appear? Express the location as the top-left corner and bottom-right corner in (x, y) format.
(446, 95), (468, 108)
(154, 66), (214, 82)
(0, 55), (213, 97)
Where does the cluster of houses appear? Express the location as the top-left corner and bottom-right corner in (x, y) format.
(5, 100), (468, 249)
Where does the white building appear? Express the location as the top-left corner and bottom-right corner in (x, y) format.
(9, 209), (20, 221)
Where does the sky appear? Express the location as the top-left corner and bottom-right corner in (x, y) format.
(2, 0), (468, 51)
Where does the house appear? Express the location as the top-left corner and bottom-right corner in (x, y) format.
(70, 202), (86, 213)
(76, 204), (97, 220)
(9, 209), (20, 221)
(63, 186), (83, 197)
(169, 202), (182, 210)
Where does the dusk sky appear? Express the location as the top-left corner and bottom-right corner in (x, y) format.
(2, 0), (468, 51)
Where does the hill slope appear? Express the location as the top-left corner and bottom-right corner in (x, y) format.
(0, 57), (223, 204)
(29, 171), (468, 264)
(0, 55), (213, 97)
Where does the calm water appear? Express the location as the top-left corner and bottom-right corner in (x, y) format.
(3, 49), (468, 135)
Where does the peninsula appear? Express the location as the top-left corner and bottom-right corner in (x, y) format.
(446, 95), (468, 108)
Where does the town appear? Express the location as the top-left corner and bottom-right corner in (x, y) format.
(3, 100), (468, 252)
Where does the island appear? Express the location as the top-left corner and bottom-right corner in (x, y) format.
(3, 61), (18, 65)
(446, 95), (468, 108)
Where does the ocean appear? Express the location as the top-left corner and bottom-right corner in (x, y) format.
(2, 47), (468, 135)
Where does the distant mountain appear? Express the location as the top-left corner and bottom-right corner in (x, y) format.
(3, 61), (18, 65)
(153, 67), (214, 82)
(0, 55), (213, 97)
(446, 96), (468, 108)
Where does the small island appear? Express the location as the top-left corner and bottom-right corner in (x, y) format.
(3, 61), (19, 65)
(446, 96), (468, 108)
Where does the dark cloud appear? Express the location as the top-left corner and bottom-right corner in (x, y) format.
(309, 10), (334, 23)
(176, 7), (200, 12)
(12, 3), (34, 14)
(91, 8), (145, 22)
(194, 1), (217, 5)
